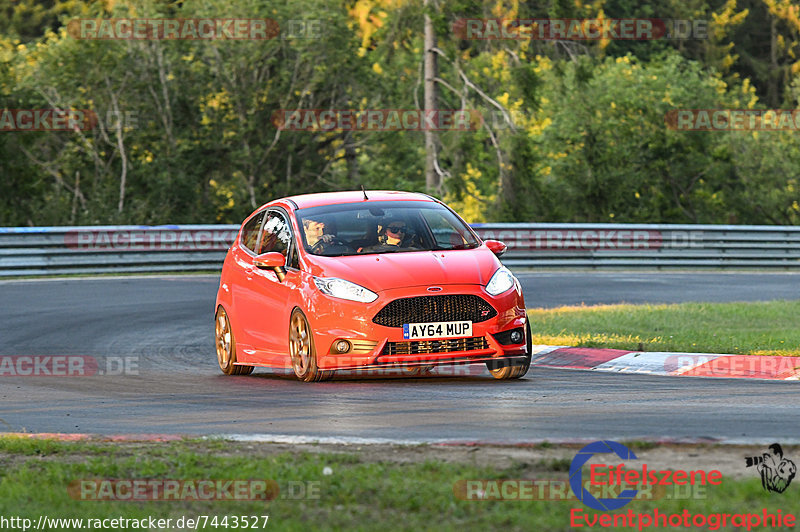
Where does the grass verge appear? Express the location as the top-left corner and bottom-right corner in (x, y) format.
(528, 300), (800, 356)
(1, 437), (798, 531)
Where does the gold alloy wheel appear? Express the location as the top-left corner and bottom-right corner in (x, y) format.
(289, 308), (334, 382)
(289, 311), (311, 376)
(216, 309), (231, 368)
(215, 306), (253, 376)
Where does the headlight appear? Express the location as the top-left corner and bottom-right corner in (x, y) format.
(314, 277), (378, 303)
(485, 267), (515, 296)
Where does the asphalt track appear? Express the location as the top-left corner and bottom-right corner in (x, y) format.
(1, 272), (800, 442)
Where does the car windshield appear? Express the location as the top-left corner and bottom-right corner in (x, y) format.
(296, 200), (480, 257)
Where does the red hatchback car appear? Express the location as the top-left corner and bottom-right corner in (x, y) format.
(214, 191), (530, 381)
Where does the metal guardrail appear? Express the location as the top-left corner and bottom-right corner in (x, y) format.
(472, 223), (800, 268)
(0, 225), (238, 276)
(0, 223), (799, 276)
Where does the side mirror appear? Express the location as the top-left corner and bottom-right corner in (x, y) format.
(253, 252), (286, 269)
(484, 240), (507, 257)
(253, 252), (287, 281)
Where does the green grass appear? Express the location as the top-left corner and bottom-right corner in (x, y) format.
(1, 437), (799, 531)
(528, 300), (800, 356)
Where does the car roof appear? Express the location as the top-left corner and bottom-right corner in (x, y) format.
(274, 190), (438, 210)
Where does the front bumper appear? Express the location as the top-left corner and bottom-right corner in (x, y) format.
(307, 283), (528, 371)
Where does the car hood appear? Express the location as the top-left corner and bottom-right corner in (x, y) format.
(304, 248), (501, 292)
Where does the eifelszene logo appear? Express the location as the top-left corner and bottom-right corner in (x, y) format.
(570, 441), (639, 511)
(570, 440), (722, 511)
(746, 443), (797, 494)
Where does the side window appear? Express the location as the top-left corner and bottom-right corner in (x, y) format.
(287, 240), (300, 269)
(258, 211), (292, 257)
(420, 208), (477, 249)
(240, 210), (266, 252)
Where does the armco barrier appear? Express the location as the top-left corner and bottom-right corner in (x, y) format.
(0, 223), (798, 276)
(473, 223), (800, 268)
(0, 225), (238, 276)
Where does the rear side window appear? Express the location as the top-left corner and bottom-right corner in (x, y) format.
(258, 211), (292, 257)
(240, 210), (265, 252)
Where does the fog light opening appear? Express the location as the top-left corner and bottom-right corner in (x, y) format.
(335, 340), (352, 353)
(509, 330), (523, 344)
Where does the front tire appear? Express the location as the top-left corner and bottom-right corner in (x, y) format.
(289, 308), (334, 382)
(487, 320), (532, 380)
(215, 306), (254, 376)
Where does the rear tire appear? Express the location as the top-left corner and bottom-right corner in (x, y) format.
(487, 320), (532, 380)
(289, 308), (334, 382)
(215, 306), (254, 376)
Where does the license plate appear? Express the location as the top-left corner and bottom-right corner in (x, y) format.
(403, 321), (473, 340)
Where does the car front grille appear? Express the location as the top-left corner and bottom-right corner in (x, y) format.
(382, 336), (490, 356)
(372, 295), (497, 328)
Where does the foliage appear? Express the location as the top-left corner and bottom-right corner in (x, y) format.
(1, 0), (799, 225)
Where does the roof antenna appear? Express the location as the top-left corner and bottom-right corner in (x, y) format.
(361, 185), (369, 200)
